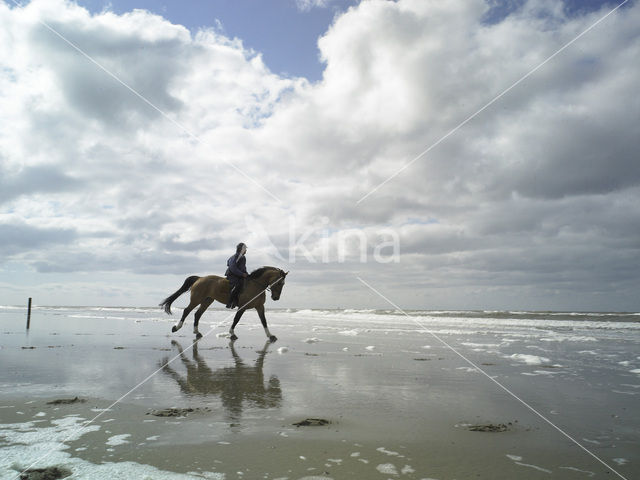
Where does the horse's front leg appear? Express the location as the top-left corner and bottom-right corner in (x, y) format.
(229, 308), (246, 341)
(256, 305), (277, 343)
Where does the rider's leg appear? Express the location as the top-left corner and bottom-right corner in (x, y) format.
(226, 280), (239, 309)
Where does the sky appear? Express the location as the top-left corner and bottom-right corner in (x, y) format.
(1, 0), (639, 311)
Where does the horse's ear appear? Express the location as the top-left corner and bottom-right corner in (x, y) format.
(284, 271), (289, 276)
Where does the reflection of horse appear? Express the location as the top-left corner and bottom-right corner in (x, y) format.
(159, 339), (282, 424)
(160, 266), (288, 341)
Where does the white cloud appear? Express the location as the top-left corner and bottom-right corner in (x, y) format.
(0, 0), (639, 310)
(296, 0), (333, 13)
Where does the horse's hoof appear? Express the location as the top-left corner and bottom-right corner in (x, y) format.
(230, 334), (238, 341)
(195, 332), (203, 339)
(269, 335), (278, 343)
(171, 326), (178, 333)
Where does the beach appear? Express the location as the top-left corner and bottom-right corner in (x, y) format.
(1, 306), (639, 479)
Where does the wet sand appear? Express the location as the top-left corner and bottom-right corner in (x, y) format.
(1, 306), (639, 479)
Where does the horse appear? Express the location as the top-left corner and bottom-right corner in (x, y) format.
(160, 266), (288, 341)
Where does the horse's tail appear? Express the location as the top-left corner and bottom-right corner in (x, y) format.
(159, 276), (200, 315)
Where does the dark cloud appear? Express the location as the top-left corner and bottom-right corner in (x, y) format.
(0, 164), (81, 204)
(158, 236), (222, 253)
(0, 222), (77, 257)
(28, 15), (187, 131)
(31, 248), (205, 275)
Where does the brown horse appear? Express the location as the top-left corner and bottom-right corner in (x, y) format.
(160, 266), (288, 341)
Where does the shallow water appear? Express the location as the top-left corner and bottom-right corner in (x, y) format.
(1, 306), (639, 479)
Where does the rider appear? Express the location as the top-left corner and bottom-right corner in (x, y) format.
(225, 242), (248, 309)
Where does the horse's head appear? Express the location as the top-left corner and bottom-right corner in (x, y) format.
(248, 267), (289, 301)
(270, 269), (288, 301)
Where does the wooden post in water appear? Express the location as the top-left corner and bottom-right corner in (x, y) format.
(26, 298), (32, 329)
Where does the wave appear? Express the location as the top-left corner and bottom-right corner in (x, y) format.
(2, 305), (639, 328)
(277, 308), (640, 324)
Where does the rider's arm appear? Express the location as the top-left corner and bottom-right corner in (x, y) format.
(228, 256), (247, 277)
(237, 256), (248, 275)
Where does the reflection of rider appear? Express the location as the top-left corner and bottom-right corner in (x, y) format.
(159, 339), (281, 424)
(225, 242), (248, 309)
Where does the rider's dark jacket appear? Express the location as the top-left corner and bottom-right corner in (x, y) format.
(226, 254), (247, 285)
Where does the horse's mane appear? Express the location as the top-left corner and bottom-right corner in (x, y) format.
(248, 266), (277, 279)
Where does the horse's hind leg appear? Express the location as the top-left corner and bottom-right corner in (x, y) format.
(172, 300), (197, 333)
(193, 297), (213, 339)
(229, 308), (246, 341)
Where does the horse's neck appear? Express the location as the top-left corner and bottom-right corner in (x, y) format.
(261, 269), (278, 284)
(248, 268), (274, 286)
